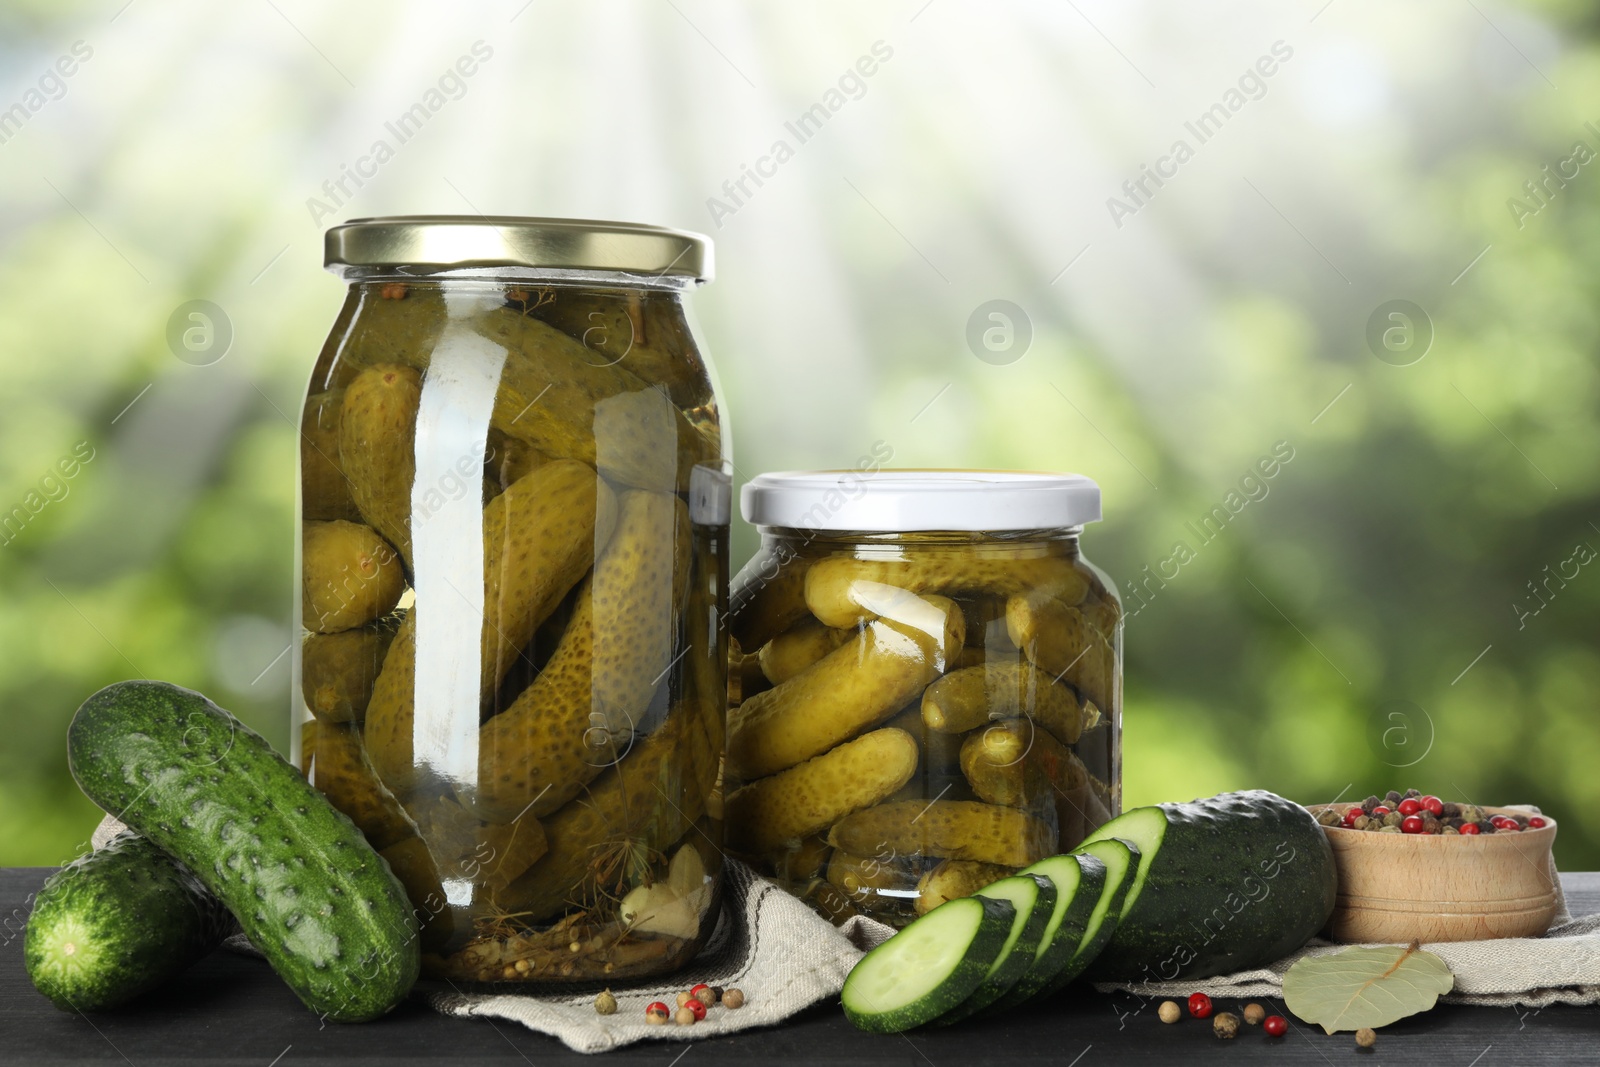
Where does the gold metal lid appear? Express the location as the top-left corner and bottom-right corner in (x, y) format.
(324, 215), (712, 280)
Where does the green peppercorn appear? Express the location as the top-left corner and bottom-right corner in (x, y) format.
(1378, 825), (1402, 833)
(1442, 826), (1460, 835)
(1316, 808), (1342, 827)
(1383, 812), (1404, 828)
(1352, 815), (1373, 830)
(1461, 805), (1484, 824)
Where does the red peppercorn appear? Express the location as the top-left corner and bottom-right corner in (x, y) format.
(1370, 806), (1391, 816)
(1397, 798), (1423, 817)
(1188, 992), (1213, 1019)
(1529, 817), (1547, 829)
(1459, 822), (1481, 835)
(1422, 796), (1444, 816)
(1263, 1014), (1288, 1037)
(1493, 816), (1519, 831)
(645, 1001), (671, 1022)
(685, 998), (707, 1021)
(1401, 815), (1425, 834)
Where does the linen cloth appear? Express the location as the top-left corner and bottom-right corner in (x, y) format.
(430, 858), (895, 1052)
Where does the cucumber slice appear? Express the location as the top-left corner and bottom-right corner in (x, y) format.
(935, 874), (1055, 1024)
(842, 895), (1016, 1033)
(1040, 838), (1137, 996)
(993, 852), (1107, 1008)
(1082, 805), (1167, 924)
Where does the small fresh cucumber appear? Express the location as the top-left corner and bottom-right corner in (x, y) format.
(25, 831), (234, 1011)
(68, 681), (420, 1022)
(842, 895), (1015, 1033)
(992, 851), (1107, 1008)
(1079, 790), (1336, 981)
(935, 873), (1056, 1024)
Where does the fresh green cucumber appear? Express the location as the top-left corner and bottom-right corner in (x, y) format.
(993, 851), (1107, 1007)
(67, 681), (420, 1022)
(25, 831), (234, 1011)
(1079, 790), (1336, 981)
(935, 874), (1055, 1024)
(842, 895), (1016, 1033)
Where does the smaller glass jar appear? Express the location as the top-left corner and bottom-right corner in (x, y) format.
(724, 470), (1120, 928)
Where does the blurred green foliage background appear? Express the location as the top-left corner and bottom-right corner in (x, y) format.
(0, 0), (1596, 870)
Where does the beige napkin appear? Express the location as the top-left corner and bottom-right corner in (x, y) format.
(429, 858), (894, 1052)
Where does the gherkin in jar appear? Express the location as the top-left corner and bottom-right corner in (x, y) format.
(294, 217), (730, 983)
(726, 471), (1121, 928)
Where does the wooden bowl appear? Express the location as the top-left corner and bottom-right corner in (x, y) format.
(1316, 805), (1559, 944)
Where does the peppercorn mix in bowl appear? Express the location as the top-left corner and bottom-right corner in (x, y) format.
(1310, 789), (1558, 944)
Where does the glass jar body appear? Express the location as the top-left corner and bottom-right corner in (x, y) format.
(726, 527), (1120, 928)
(294, 271), (729, 983)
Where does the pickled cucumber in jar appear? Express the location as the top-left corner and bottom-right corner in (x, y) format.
(297, 217), (729, 983)
(725, 471), (1120, 927)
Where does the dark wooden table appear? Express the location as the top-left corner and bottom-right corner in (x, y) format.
(3, 868), (1597, 1065)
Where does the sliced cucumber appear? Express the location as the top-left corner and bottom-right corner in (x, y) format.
(1082, 806), (1166, 925)
(935, 874), (1055, 1024)
(993, 852), (1107, 1008)
(842, 895), (1016, 1033)
(1043, 838), (1137, 995)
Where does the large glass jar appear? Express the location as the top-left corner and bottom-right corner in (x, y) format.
(726, 471), (1119, 928)
(294, 217), (730, 984)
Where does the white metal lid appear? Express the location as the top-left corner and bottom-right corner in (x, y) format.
(740, 469), (1102, 532)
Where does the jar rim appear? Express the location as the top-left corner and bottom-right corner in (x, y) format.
(740, 468), (1102, 532)
(324, 215), (712, 281)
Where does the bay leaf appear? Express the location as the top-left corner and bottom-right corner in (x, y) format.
(1283, 942), (1454, 1034)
